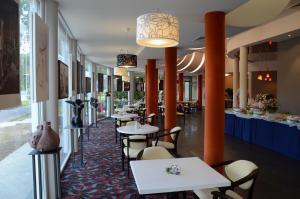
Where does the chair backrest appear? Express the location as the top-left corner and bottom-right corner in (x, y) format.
(126, 121), (138, 126)
(225, 160), (258, 190)
(147, 113), (156, 125)
(126, 136), (147, 150)
(170, 126), (181, 142)
(137, 146), (174, 160)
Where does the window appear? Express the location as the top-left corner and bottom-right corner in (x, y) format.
(0, 0), (33, 198)
(58, 21), (71, 166)
(184, 81), (190, 100)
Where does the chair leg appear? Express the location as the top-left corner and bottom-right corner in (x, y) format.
(115, 129), (118, 143)
(127, 157), (130, 178)
(121, 150), (124, 171)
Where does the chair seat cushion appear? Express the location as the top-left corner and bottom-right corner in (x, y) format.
(152, 140), (174, 149)
(123, 147), (144, 158)
(226, 190), (243, 199)
(193, 188), (218, 199)
(123, 135), (147, 146)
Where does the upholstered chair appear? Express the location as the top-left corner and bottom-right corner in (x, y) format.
(121, 136), (148, 177)
(152, 126), (181, 156)
(193, 160), (259, 199)
(122, 121), (147, 146)
(136, 146), (174, 160)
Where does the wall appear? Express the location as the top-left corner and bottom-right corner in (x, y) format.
(251, 71), (277, 98)
(225, 75), (233, 89)
(277, 37), (300, 114)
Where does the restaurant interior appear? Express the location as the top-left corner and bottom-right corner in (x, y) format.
(0, 0), (300, 198)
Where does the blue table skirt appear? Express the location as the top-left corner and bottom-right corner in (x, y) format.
(225, 113), (300, 160)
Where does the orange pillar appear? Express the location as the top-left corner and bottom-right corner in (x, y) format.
(204, 12), (225, 165)
(146, 60), (158, 117)
(178, 73), (184, 101)
(164, 47), (177, 142)
(198, 75), (202, 110)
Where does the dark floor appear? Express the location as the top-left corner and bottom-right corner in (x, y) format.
(61, 111), (300, 199)
(176, 111), (300, 199)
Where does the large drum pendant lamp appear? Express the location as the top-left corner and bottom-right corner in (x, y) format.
(136, 12), (179, 48)
(117, 54), (137, 68)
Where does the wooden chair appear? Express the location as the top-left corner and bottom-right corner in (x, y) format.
(193, 160), (259, 199)
(152, 126), (181, 156)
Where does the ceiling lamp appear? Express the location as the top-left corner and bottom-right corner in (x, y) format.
(117, 54), (137, 68)
(136, 12), (179, 48)
(257, 72), (263, 81)
(114, 67), (129, 82)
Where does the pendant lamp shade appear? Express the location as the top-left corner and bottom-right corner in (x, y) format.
(117, 54), (137, 68)
(136, 12), (179, 48)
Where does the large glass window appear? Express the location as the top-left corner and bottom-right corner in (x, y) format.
(97, 67), (109, 118)
(184, 81), (190, 100)
(58, 21), (71, 166)
(0, 0), (33, 198)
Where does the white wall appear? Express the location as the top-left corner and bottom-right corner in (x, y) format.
(277, 37), (300, 114)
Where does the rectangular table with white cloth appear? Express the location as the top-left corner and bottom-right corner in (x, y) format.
(130, 157), (230, 197)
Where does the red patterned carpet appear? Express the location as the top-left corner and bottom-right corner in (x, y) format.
(61, 119), (193, 199)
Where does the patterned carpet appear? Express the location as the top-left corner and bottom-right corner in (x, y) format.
(61, 119), (193, 199)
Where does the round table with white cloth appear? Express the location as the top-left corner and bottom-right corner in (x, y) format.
(111, 113), (138, 120)
(117, 124), (159, 135)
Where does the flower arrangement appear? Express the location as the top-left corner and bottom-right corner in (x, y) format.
(264, 98), (279, 113)
(249, 94), (279, 113)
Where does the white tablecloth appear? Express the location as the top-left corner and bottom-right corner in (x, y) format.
(117, 124), (159, 135)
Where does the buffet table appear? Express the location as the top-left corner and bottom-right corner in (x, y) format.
(225, 111), (300, 160)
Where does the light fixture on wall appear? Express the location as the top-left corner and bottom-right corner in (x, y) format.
(257, 72), (263, 81)
(136, 12), (179, 48)
(264, 72), (272, 81)
(116, 53), (137, 68)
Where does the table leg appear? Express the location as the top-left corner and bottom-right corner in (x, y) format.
(87, 126), (90, 141)
(71, 129), (75, 158)
(31, 156), (37, 199)
(80, 129), (84, 167)
(57, 151), (61, 198)
(182, 191), (187, 199)
(37, 155), (42, 199)
(53, 154), (58, 199)
(115, 120), (118, 143)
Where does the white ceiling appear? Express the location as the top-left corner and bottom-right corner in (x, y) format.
(226, 0), (290, 27)
(58, 0), (248, 69)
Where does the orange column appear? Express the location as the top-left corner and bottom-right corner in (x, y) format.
(178, 73), (184, 101)
(198, 75), (202, 110)
(164, 47), (177, 142)
(146, 60), (158, 117)
(204, 12), (225, 165)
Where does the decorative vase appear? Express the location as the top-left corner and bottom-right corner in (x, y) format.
(29, 125), (43, 149)
(36, 121), (60, 152)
